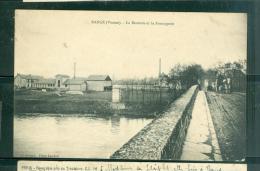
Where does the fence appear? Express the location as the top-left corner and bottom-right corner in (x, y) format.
(112, 84), (185, 104)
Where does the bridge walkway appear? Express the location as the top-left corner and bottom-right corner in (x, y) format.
(180, 91), (222, 161)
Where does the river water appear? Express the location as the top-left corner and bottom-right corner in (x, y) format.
(14, 114), (152, 158)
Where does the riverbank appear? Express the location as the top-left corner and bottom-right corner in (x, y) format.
(15, 89), (170, 116)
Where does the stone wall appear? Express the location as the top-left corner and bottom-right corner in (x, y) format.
(110, 85), (199, 160)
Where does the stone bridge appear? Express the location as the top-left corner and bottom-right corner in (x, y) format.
(110, 85), (222, 161)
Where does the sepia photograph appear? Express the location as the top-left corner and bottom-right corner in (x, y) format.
(14, 10), (247, 161)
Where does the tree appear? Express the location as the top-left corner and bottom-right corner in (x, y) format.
(168, 63), (204, 90)
(168, 64), (187, 89)
(183, 64), (204, 87)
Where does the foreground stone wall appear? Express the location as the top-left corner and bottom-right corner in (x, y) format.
(110, 85), (199, 160)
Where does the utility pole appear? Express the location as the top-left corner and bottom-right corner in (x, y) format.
(73, 62), (76, 79)
(159, 58), (162, 103)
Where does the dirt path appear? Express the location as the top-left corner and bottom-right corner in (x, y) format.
(206, 91), (246, 161)
(181, 91), (222, 161)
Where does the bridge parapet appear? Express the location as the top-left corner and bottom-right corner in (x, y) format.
(110, 85), (199, 160)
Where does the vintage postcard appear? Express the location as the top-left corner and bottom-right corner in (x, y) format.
(14, 10), (247, 161)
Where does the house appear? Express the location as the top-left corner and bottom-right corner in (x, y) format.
(225, 68), (246, 92)
(14, 74), (43, 88)
(206, 67), (246, 92)
(86, 75), (112, 91)
(15, 73), (113, 92)
(64, 75), (112, 92)
(32, 79), (56, 89)
(64, 78), (86, 92)
(55, 74), (70, 89)
(14, 74), (27, 88)
(15, 73), (68, 90)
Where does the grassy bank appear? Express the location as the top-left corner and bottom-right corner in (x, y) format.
(15, 89), (169, 116)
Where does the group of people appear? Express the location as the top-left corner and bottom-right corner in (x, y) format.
(215, 71), (231, 93)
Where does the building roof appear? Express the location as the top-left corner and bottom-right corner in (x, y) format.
(55, 74), (70, 78)
(64, 78), (85, 85)
(76, 77), (89, 80)
(16, 74), (43, 80)
(87, 75), (112, 81)
(35, 79), (56, 84)
(224, 68), (246, 76)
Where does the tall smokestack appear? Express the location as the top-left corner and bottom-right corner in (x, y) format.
(73, 62), (76, 79)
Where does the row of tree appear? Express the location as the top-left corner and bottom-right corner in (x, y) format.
(165, 64), (204, 90)
(113, 64), (205, 90)
(114, 59), (246, 91)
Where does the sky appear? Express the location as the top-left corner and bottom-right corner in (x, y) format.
(15, 10), (247, 79)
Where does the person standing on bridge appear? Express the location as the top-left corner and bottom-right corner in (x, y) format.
(216, 71), (223, 93)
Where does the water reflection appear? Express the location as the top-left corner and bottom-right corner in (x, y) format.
(110, 115), (121, 134)
(14, 114), (152, 158)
